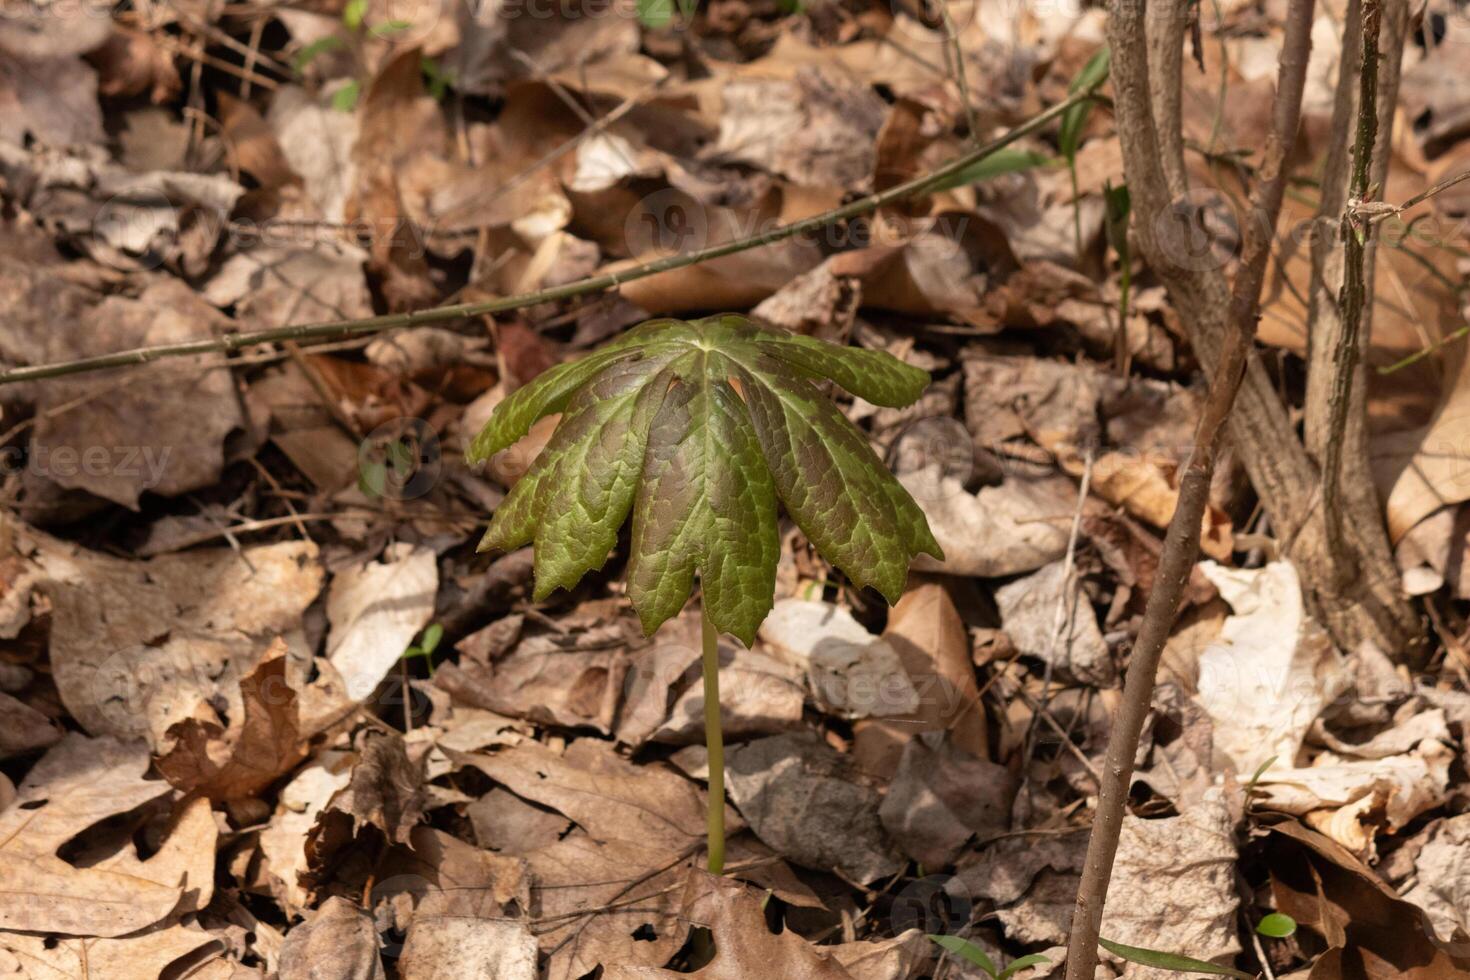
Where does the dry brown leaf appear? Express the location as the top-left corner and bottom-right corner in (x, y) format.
(903, 470), (1075, 578)
(878, 733), (1013, 868)
(326, 543), (437, 703)
(26, 279), (244, 508)
(316, 731), (427, 846)
(435, 620), (632, 734)
(258, 751), (356, 914)
(855, 582), (988, 775)
(278, 897), (385, 980)
(1403, 814), (1470, 947)
(0, 921), (222, 980)
(0, 689), (61, 760)
(156, 639), (309, 802)
(1269, 821), (1470, 978)
(726, 732), (903, 883)
(89, 28), (181, 104)
(398, 918), (537, 980)
(203, 244), (371, 334)
(996, 562), (1116, 688)
(758, 598), (919, 719)
(457, 739), (734, 979)
(31, 532), (322, 749)
(606, 872), (927, 980)
(0, 734), (181, 937)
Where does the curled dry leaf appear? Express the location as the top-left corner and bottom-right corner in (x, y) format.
(1254, 740), (1454, 858)
(156, 639), (308, 802)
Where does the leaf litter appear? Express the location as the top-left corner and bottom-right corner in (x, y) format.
(0, 0), (1467, 977)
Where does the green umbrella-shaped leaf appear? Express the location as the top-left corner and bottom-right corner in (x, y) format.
(467, 314), (942, 641)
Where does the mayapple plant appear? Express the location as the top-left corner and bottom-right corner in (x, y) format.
(466, 314), (943, 873)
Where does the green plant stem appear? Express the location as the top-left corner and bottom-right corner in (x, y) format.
(701, 604), (726, 875)
(1070, 161), (1084, 263)
(0, 88), (1101, 390)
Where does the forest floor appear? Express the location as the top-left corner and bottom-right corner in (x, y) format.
(2, 0), (1470, 977)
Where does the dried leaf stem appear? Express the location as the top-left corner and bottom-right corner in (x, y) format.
(1063, 0), (1316, 974)
(0, 88), (1100, 389)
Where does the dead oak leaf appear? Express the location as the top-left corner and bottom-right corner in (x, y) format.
(156, 639), (309, 802)
(0, 734), (183, 937)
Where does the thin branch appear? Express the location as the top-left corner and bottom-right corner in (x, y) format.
(0, 88), (1099, 390)
(1322, 0), (1382, 576)
(1063, 0), (1316, 974)
(1365, 167), (1470, 223)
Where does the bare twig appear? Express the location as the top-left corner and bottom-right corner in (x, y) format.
(1321, 0), (1383, 576)
(1063, 0), (1316, 974)
(1368, 167), (1470, 222)
(0, 88), (1098, 389)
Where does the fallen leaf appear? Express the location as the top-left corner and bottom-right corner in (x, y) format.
(25, 280), (244, 508)
(156, 639), (309, 802)
(1403, 813), (1470, 946)
(996, 562), (1116, 688)
(278, 897), (385, 980)
(326, 543), (438, 702)
(0, 922), (222, 980)
(757, 599), (920, 719)
(855, 582), (989, 776)
(1194, 561), (1348, 776)
(33, 532), (322, 749)
(725, 732), (903, 883)
(316, 730), (426, 846)
(1268, 821), (1470, 977)
(0, 734), (182, 937)
(0, 689), (61, 760)
(1255, 740), (1454, 858)
(456, 739), (736, 978)
(259, 752), (356, 914)
(398, 918), (537, 980)
(434, 620), (633, 734)
(605, 872), (927, 979)
(902, 470), (1074, 577)
(878, 733), (1013, 868)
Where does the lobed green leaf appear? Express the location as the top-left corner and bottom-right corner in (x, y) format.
(468, 314), (941, 640)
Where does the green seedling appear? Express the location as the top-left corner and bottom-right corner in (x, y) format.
(929, 935), (1050, 980)
(1255, 912), (1297, 938)
(294, 0), (442, 112)
(466, 314), (942, 873)
(1059, 46), (1112, 263)
(401, 622), (444, 676)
